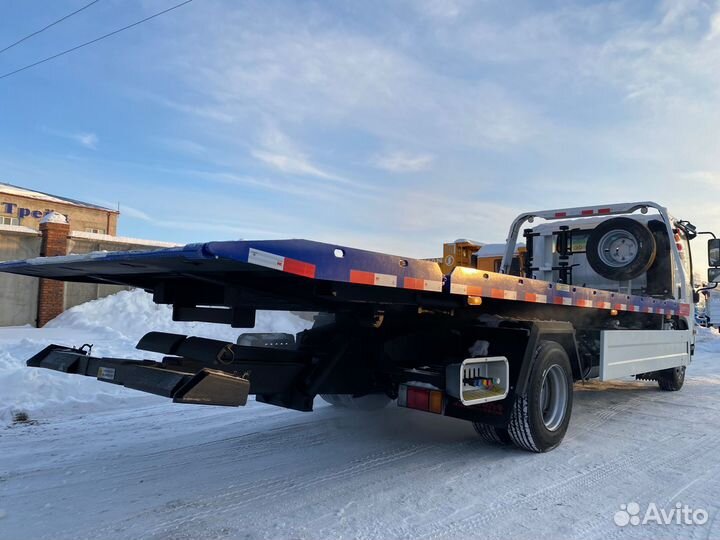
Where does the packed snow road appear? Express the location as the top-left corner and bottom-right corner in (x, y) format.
(1, 292), (720, 539)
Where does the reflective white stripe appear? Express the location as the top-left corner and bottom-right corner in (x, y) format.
(248, 248), (284, 271)
(450, 283), (468, 295)
(561, 297), (572, 305)
(535, 294), (547, 303)
(504, 290), (517, 300)
(374, 273), (397, 287)
(617, 304), (627, 311)
(424, 280), (443, 292)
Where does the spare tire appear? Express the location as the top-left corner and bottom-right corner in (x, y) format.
(586, 217), (656, 281)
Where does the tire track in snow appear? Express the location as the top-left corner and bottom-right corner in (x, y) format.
(564, 392), (655, 442)
(409, 433), (720, 540)
(234, 438), (503, 540)
(13, 416), (347, 498)
(77, 442), (430, 540)
(468, 430), (720, 540)
(568, 440), (720, 538)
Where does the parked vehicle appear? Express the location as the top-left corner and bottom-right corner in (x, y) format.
(3, 201), (719, 452)
(695, 287), (713, 327)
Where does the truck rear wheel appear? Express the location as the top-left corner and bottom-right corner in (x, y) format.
(473, 422), (512, 445)
(507, 341), (573, 452)
(657, 366), (685, 391)
(319, 394), (392, 411)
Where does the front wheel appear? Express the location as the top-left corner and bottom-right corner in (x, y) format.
(507, 341), (574, 452)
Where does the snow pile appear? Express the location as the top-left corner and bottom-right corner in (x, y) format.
(694, 324), (720, 354)
(0, 336), (137, 424)
(46, 289), (311, 344)
(0, 289), (312, 424)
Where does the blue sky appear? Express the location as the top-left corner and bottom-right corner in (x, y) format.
(1, 0), (719, 258)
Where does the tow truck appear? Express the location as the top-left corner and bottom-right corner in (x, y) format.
(3, 201), (719, 452)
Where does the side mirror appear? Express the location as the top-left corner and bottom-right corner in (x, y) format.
(709, 267), (720, 284)
(709, 238), (720, 267)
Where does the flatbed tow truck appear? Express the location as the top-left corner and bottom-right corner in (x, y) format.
(3, 201), (720, 452)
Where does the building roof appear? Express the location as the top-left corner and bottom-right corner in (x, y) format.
(70, 230), (180, 248)
(452, 238), (485, 246)
(474, 242), (526, 258)
(0, 181), (117, 212)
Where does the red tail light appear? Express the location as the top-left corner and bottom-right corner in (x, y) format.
(398, 384), (444, 414)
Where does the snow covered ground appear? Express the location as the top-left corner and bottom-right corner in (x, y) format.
(1, 291), (720, 539)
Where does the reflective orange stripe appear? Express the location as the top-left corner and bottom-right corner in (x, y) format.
(350, 270), (375, 285)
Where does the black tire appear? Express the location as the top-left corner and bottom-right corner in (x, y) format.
(473, 422), (512, 445)
(586, 217), (656, 281)
(657, 366), (686, 391)
(507, 341), (574, 453)
(319, 394), (392, 410)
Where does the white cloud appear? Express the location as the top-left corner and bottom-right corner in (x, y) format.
(184, 168), (381, 204)
(150, 95), (236, 123)
(251, 149), (337, 180)
(113, 0), (720, 250)
(708, 8), (720, 40)
(657, 0), (704, 32)
(157, 7), (541, 153)
(679, 171), (720, 191)
(371, 152), (434, 173)
(42, 127), (98, 149)
(115, 203), (153, 221)
(155, 137), (207, 156)
(250, 125), (356, 185)
(74, 133), (98, 149)
(412, 0), (469, 20)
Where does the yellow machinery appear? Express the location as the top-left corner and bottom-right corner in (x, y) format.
(441, 240), (526, 275)
(440, 239), (483, 274)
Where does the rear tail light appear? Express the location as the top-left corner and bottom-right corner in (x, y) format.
(398, 385), (444, 414)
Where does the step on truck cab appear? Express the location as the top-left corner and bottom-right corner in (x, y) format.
(3, 201), (719, 452)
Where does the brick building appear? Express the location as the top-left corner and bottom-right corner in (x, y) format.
(0, 182), (119, 234)
(0, 182), (178, 327)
